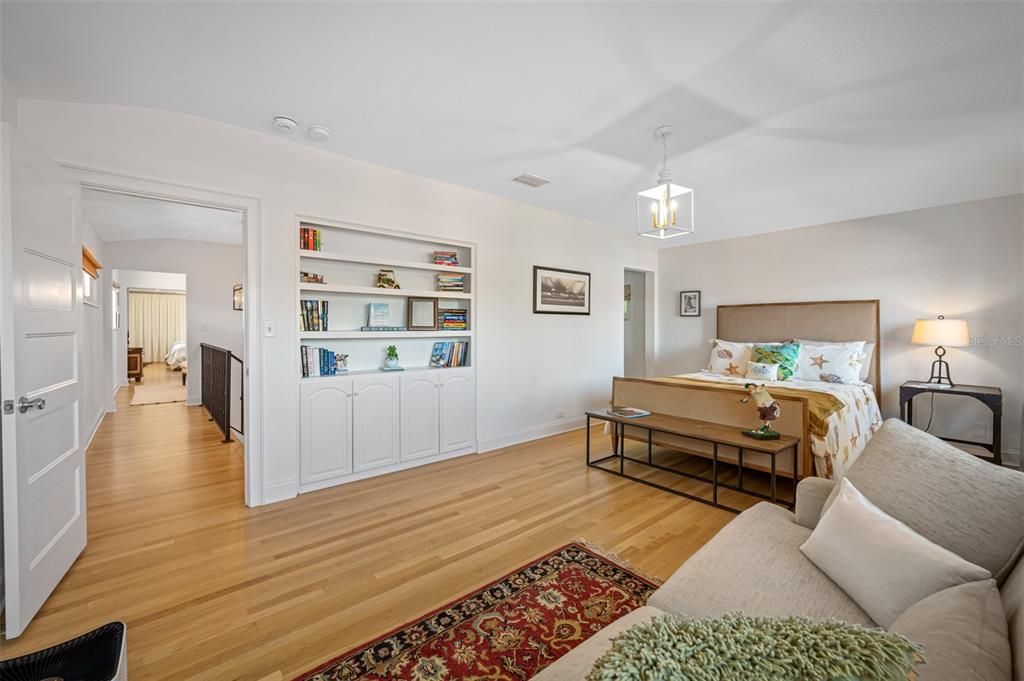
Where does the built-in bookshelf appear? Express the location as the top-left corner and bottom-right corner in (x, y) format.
(295, 218), (477, 494)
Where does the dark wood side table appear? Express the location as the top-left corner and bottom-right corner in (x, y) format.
(899, 381), (1002, 466)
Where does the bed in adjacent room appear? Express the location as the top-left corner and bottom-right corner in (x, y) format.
(165, 341), (188, 369)
(611, 300), (883, 481)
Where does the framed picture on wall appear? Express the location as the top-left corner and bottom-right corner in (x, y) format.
(232, 284), (243, 311)
(680, 290), (701, 317)
(533, 266), (591, 315)
(624, 284), (631, 321)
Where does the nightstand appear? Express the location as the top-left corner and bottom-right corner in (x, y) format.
(899, 381), (1003, 466)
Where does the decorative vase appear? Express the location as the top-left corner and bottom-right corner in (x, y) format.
(384, 356), (400, 370)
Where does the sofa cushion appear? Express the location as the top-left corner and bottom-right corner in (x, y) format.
(1001, 555), (1024, 681)
(890, 580), (1011, 681)
(823, 419), (1024, 583)
(647, 502), (874, 626)
(530, 605), (664, 681)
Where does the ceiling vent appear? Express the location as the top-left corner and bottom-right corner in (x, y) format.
(512, 173), (550, 188)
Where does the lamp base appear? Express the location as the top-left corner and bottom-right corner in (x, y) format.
(926, 346), (955, 387)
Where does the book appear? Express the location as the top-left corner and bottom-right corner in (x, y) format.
(367, 303), (390, 328)
(608, 407), (650, 418)
(432, 250), (459, 266)
(429, 341), (470, 368)
(300, 227), (323, 251)
(300, 345), (346, 377)
(300, 271), (325, 284)
(299, 300), (329, 331)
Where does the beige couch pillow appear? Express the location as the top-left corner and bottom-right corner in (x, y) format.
(890, 580), (1011, 681)
(800, 478), (991, 628)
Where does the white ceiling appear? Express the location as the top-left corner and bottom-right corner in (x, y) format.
(81, 189), (243, 245)
(4, 2), (1022, 244)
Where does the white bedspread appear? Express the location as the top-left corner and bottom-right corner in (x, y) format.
(675, 371), (883, 479)
(165, 341), (188, 369)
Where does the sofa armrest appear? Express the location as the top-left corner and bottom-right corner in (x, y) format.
(795, 477), (837, 529)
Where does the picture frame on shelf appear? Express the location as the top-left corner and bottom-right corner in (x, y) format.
(532, 266), (591, 315)
(680, 290), (701, 317)
(407, 297), (439, 331)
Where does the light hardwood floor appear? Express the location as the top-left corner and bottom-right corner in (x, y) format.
(1, 365), (749, 680)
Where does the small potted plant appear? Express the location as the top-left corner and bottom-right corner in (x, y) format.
(382, 345), (403, 371)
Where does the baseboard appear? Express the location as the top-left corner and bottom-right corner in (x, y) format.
(262, 478), (298, 505)
(84, 408), (106, 452)
(186, 398), (201, 407)
(478, 416), (588, 453)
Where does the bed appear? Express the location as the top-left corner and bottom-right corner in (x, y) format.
(611, 300), (883, 481)
(165, 341), (188, 369)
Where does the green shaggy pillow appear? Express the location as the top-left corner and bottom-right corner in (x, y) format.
(587, 613), (922, 681)
(751, 343), (801, 381)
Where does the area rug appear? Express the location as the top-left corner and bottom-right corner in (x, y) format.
(293, 542), (659, 681)
(129, 382), (186, 406)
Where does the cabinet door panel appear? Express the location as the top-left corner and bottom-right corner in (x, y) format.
(401, 373), (440, 462)
(300, 379), (353, 483)
(353, 374), (400, 472)
(440, 370), (476, 454)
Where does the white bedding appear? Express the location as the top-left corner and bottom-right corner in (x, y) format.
(676, 371), (883, 479)
(165, 341), (188, 369)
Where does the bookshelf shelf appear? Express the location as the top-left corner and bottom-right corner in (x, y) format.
(300, 330), (472, 340)
(298, 365), (468, 381)
(300, 250), (473, 274)
(299, 283), (472, 300)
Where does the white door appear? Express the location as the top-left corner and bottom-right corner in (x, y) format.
(400, 373), (439, 462)
(439, 369), (476, 454)
(352, 374), (400, 472)
(1, 130), (86, 639)
(299, 378), (353, 484)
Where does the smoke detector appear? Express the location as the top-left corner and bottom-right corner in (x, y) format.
(272, 115), (298, 133)
(512, 173), (550, 188)
(307, 125), (331, 142)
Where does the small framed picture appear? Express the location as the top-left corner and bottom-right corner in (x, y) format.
(533, 266), (591, 315)
(407, 297), (439, 331)
(679, 290), (701, 317)
(232, 284), (243, 311)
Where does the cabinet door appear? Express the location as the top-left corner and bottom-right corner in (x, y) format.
(300, 378), (353, 484)
(353, 374), (400, 472)
(439, 369), (476, 454)
(401, 373), (440, 462)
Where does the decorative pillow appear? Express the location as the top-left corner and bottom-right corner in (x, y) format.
(860, 342), (876, 381)
(800, 478), (991, 628)
(586, 613), (923, 681)
(794, 340), (867, 384)
(889, 580), (1011, 681)
(707, 339), (751, 378)
(750, 343), (800, 381)
(745, 362), (779, 381)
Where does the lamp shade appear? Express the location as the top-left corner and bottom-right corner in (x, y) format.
(911, 318), (970, 347)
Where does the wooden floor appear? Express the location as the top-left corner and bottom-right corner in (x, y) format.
(0, 365), (754, 680)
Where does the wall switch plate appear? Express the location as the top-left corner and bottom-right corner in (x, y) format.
(264, 320), (276, 337)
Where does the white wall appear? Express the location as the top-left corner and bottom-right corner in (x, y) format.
(623, 269), (646, 378)
(111, 268), (187, 387)
(79, 217), (112, 448)
(656, 194), (1024, 463)
(17, 98), (658, 503)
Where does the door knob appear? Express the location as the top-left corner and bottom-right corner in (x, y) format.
(18, 397), (46, 413)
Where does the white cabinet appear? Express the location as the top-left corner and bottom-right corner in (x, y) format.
(299, 378), (353, 484)
(401, 373), (440, 462)
(440, 369), (476, 454)
(352, 373), (400, 472)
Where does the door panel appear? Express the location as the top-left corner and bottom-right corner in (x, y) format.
(299, 379), (353, 483)
(439, 370), (476, 454)
(400, 373), (439, 462)
(353, 374), (400, 472)
(2, 131), (85, 639)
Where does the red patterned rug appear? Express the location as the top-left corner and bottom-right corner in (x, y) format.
(293, 542), (659, 681)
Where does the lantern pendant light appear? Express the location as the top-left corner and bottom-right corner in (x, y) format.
(637, 125), (693, 239)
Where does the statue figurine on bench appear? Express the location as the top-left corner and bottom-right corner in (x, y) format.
(740, 383), (781, 440)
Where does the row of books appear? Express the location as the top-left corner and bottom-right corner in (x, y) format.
(437, 273), (465, 291)
(300, 271), (325, 284)
(438, 308), (468, 330)
(430, 341), (469, 368)
(300, 345), (346, 377)
(433, 250), (459, 266)
(299, 227), (323, 251)
(299, 300), (329, 331)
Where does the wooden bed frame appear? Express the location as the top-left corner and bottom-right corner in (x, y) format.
(611, 299), (881, 480)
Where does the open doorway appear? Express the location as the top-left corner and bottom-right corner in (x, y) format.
(624, 268), (654, 378)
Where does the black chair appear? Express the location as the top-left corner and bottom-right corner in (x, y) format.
(0, 621), (126, 681)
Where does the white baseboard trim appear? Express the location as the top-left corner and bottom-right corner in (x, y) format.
(262, 478), (298, 504)
(84, 408), (106, 452)
(186, 398), (201, 407)
(478, 416), (588, 453)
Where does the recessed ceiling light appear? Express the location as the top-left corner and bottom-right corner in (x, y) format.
(307, 125), (331, 142)
(272, 115), (298, 132)
(512, 173), (550, 188)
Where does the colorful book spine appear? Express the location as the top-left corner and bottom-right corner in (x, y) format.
(300, 227), (323, 251)
(299, 300), (329, 331)
(300, 345), (343, 378)
(429, 341), (470, 368)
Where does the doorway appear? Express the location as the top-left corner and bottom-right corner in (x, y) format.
(624, 269), (654, 378)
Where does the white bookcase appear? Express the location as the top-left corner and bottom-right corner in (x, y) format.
(295, 218), (477, 493)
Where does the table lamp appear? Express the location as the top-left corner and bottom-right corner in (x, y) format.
(911, 315), (970, 387)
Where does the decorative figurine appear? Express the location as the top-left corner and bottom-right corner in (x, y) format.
(382, 345), (403, 371)
(375, 269), (400, 289)
(740, 383), (781, 440)
(335, 353), (349, 373)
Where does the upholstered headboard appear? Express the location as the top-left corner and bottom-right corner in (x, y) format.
(716, 300), (881, 399)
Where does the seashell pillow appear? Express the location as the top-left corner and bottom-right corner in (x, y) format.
(794, 340), (867, 384)
(707, 339), (753, 377)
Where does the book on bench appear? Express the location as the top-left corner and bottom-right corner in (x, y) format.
(607, 407), (650, 418)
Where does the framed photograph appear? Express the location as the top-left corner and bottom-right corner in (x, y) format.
(407, 297), (439, 330)
(232, 284), (243, 311)
(533, 266), (591, 315)
(624, 284), (631, 321)
(679, 290), (701, 317)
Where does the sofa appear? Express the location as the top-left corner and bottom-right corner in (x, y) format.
(535, 419), (1024, 680)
